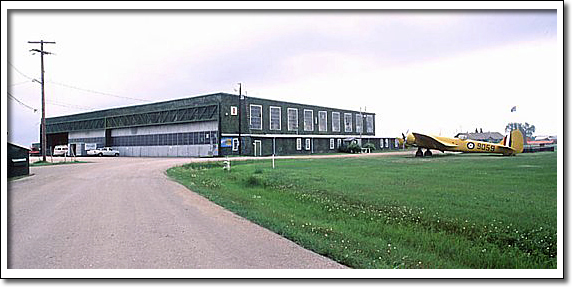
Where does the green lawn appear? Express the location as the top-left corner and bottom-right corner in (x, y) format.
(30, 160), (89, 167)
(167, 152), (557, 269)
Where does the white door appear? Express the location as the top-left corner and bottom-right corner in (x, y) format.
(253, 140), (262, 156)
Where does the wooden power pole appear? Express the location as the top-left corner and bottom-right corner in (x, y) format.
(29, 40), (55, 162)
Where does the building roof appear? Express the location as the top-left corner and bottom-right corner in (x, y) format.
(45, 92), (375, 134)
(527, 140), (554, 145)
(8, 142), (31, 150)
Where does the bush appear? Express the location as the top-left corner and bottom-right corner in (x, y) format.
(246, 175), (262, 187)
(348, 142), (362, 153)
(363, 142), (376, 151)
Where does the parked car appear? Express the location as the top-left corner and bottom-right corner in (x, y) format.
(53, 145), (69, 156)
(87, 147), (120, 157)
(29, 147), (41, 156)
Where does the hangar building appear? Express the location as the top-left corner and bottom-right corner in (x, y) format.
(45, 93), (399, 157)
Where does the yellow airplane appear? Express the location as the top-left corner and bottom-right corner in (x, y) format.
(397, 129), (524, 157)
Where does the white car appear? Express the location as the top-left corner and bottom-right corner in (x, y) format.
(87, 147), (120, 157)
(53, 145), (69, 156)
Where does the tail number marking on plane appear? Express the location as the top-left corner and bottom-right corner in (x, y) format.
(476, 143), (495, 152)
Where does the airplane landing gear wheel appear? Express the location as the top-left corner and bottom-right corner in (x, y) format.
(415, 148), (424, 157)
(424, 150), (432, 157)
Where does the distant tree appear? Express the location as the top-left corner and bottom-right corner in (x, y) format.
(505, 122), (536, 138)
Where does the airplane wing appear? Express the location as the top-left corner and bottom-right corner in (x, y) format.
(412, 133), (458, 150)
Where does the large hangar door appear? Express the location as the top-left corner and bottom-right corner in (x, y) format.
(105, 129), (112, 147)
(46, 132), (68, 155)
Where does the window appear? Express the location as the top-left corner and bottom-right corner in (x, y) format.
(270, 106), (281, 131)
(332, 112), (340, 132)
(318, 111), (327, 132)
(296, 138), (302, 150)
(288, 108), (298, 131)
(330, 139), (335, 150)
(305, 138), (311, 150)
(366, 115), (374, 133)
(232, 138), (239, 151)
(356, 114), (363, 133)
(337, 138), (342, 148)
(250, 105), (262, 130)
(304, 110), (314, 131)
(394, 138), (399, 148)
(231, 106), (238, 116)
(344, 113), (353, 132)
(385, 139), (389, 148)
(198, 132), (205, 144)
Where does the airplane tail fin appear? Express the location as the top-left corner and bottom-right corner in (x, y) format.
(504, 129), (524, 154)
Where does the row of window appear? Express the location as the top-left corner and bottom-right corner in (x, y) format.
(248, 105), (374, 133)
(293, 138), (399, 151)
(112, 131), (218, 147)
(69, 131), (218, 147)
(295, 138), (341, 151)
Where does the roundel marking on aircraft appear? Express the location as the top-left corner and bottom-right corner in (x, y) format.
(467, 142), (475, 149)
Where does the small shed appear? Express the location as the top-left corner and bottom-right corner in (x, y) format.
(8, 142), (31, 178)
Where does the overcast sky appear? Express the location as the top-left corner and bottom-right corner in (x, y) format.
(6, 7), (561, 146)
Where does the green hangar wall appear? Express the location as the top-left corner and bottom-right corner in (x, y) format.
(45, 92), (399, 157)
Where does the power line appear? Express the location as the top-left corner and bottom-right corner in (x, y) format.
(7, 92), (38, 113)
(8, 61), (36, 80)
(9, 80), (34, 87)
(48, 80), (152, 103)
(8, 61), (151, 103)
(46, 99), (94, 111)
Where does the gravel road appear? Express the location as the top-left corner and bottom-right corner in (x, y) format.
(9, 152), (412, 269)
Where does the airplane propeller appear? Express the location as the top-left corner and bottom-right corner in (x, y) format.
(400, 130), (409, 148)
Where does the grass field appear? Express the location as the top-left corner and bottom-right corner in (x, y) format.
(167, 151), (557, 269)
(30, 160), (89, 166)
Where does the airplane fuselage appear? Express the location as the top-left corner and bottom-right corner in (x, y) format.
(428, 136), (506, 154)
(400, 130), (524, 156)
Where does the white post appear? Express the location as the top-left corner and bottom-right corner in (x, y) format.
(272, 154), (275, 169)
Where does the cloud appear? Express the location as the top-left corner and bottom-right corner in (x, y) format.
(7, 10), (559, 146)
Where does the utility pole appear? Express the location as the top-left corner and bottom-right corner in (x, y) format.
(237, 83), (242, 156)
(29, 40), (55, 162)
(359, 107), (363, 146)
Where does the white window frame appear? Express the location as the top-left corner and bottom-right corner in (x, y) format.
(337, 138), (342, 148)
(296, 138), (302, 151)
(330, 138), (335, 150)
(332, 112), (340, 132)
(344, 113), (353, 132)
(356, 114), (363, 133)
(304, 109), (314, 132)
(287, 108), (298, 131)
(305, 138), (311, 150)
(250, 104), (263, 130)
(232, 138), (239, 151)
(385, 138), (389, 148)
(230, 106), (238, 116)
(318, 111), (327, 132)
(394, 138), (399, 148)
(269, 106), (281, 131)
(366, 114), (374, 133)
